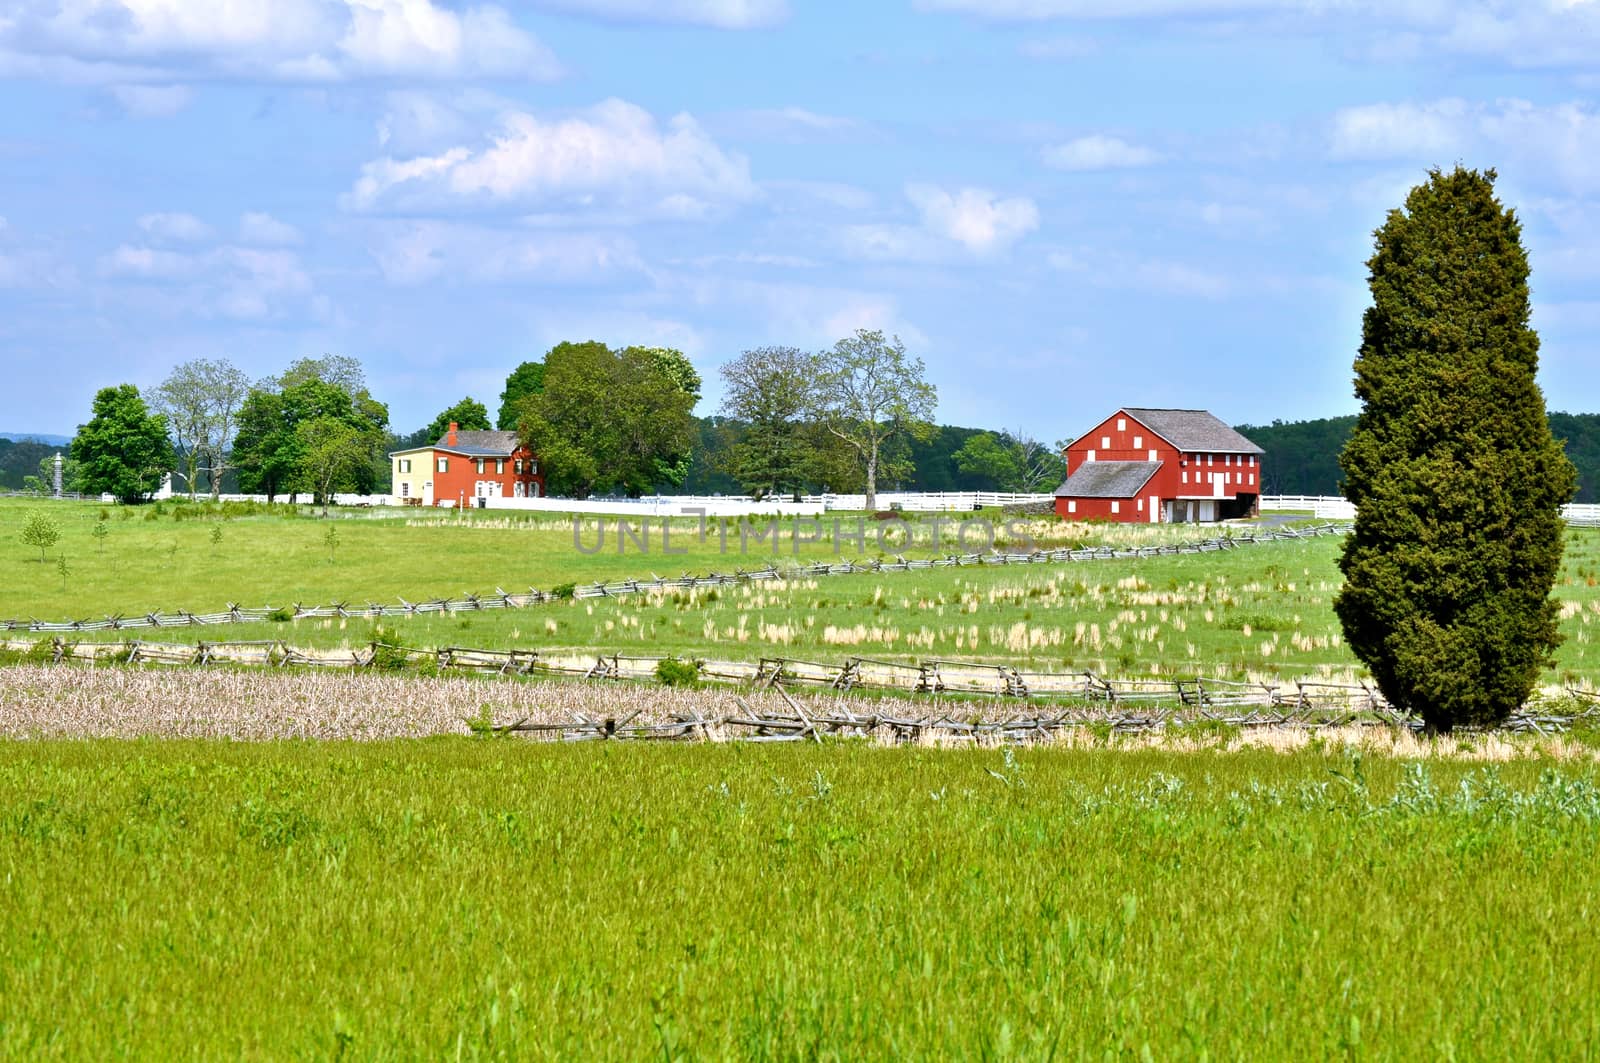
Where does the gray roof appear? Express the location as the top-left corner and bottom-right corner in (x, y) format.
(1054, 460), (1162, 499)
(1120, 408), (1264, 455)
(434, 429), (522, 457)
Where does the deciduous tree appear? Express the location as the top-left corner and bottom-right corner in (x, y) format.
(719, 345), (814, 499)
(1336, 166), (1576, 732)
(810, 329), (937, 510)
(514, 342), (695, 498)
(424, 397), (491, 443)
(497, 360), (546, 430)
(152, 358), (250, 499)
(70, 385), (175, 505)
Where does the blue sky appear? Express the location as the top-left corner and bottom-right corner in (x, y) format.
(2, 0), (1599, 441)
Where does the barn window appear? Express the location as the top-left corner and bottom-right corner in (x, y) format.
(1133, 435), (1142, 448)
(1207, 454), (1213, 466)
(1137, 498), (1143, 511)
(1087, 449), (1096, 462)
(1182, 471), (1188, 484)
(1149, 449), (1157, 462)
(1101, 436), (1110, 449)
(1067, 500), (1076, 514)
(1117, 418), (1126, 431)
(1111, 501), (1119, 514)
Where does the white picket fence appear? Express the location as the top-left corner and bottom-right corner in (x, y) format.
(1262, 495), (1600, 526)
(801, 491), (1056, 512)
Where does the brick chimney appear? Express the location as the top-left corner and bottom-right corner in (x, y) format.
(447, 422), (458, 447)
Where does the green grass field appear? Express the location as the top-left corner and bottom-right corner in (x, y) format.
(11, 499), (1600, 686)
(3, 741), (1598, 1058)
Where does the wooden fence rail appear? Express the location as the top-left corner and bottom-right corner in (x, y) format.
(2, 523), (1350, 635)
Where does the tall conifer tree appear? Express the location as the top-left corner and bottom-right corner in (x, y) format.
(1336, 167), (1576, 731)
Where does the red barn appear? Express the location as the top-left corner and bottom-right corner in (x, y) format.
(1054, 408), (1264, 523)
(389, 423), (546, 506)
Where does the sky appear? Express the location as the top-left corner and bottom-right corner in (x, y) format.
(2, 0), (1599, 443)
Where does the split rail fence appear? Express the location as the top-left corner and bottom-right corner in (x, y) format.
(9, 635), (1600, 739)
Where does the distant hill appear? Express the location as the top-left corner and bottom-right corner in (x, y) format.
(1236, 413), (1600, 503)
(0, 432), (71, 447)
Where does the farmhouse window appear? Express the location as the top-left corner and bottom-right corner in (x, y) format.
(515, 459), (523, 474)
(400, 483), (409, 497)
(398, 459), (411, 473)
(437, 458), (448, 473)
(476, 459), (486, 474)
(496, 460), (505, 474)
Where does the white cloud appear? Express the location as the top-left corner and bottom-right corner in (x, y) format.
(99, 238), (314, 320)
(137, 212), (213, 242)
(1329, 97), (1600, 194)
(239, 213), (303, 246)
(515, 0), (788, 28)
(836, 185), (1039, 262)
(110, 83), (192, 117)
(1043, 134), (1162, 171)
(906, 184), (1039, 254)
(718, 106), (869, 142)
(363, 220), (643, 284)
(920, 0), (1600, 68)
(0, 0), (561, 85)
(1329, 99), (1469, 160)
(346, 98), (757, 218)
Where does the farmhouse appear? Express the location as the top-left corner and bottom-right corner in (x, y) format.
(389, 423), (545, 507)
(1055, 408), (1264, 523)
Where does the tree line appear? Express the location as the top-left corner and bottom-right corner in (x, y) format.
(1236, 411), (1600, 503)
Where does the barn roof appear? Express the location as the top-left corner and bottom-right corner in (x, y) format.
(1121, 409), (1264, 455)
(1054, 460), (1163, 499)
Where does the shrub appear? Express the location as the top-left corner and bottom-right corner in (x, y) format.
(550, 582), (577, 600)
(655, 658), (701, 688)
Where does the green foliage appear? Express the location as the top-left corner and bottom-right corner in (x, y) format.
(423, 397), (491, 444)
(19, 511), (61, 562)
(267, 606), (295, 623)
(654, 657), (701, 687)
(950, 430), (1065, 492)
(1336, 167), (1578, 731)
(496, 360), (546, 431)
(70, 385), (175, 505)
(322, 523), (340, 563)
(514, 342), (696, 498)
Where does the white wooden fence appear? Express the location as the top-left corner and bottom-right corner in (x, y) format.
(1262, 495), (1600, 526)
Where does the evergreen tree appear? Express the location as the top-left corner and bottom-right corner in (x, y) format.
(1336, 167), (1576, 732)
(70, 385), (175, 504)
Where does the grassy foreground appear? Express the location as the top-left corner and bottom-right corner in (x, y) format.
(3, 741), (1599, 1057)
